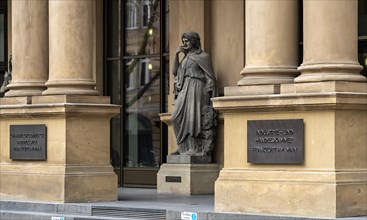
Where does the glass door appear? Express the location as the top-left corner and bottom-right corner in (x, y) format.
(105, 0), (169, 187)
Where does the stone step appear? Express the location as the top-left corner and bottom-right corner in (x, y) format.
(1, 200), (366, 220)
(0, 210), (130, 220)
(0, 201), (166, 220)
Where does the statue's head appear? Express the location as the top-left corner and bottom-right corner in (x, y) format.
(181, 32), (201, 51)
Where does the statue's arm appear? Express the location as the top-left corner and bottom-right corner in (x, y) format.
(172, 52), (179, 76)
(172, 46), (185, 76)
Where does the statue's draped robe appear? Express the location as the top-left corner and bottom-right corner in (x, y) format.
(171, 51), (217, 154)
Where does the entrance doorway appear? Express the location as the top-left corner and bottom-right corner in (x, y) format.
(105, 0), (169, 187)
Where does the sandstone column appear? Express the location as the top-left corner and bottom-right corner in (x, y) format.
(295, 0), (365, 82)
(238, 0), (299, 86)
(43, 0), (98, 95)
(5, 0), (48, 97)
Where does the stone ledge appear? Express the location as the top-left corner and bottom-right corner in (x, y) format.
(281, 81), (367, 94)
(217, 168), (367, 184)
(225, 84), (281, 96)
(0, 96), (31, 105)
(32, 95), (111, 104)
(212, 92), (367, 113)
(0, 102), (120, 117)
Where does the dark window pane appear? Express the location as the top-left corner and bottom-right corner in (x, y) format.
(125, 0), (161, 56)
(359, 0), (367, 36)
(107, 0), (120, 58)
(164, 0), (169, 53)
(110, 114), (121, 186)
(124, 57), (161, 168)
(142, 2), (151, 27)
(0, 13), (4, 64)
(107, 61), (121, 105)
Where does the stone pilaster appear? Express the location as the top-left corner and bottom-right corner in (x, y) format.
(238, 0), (299, 86)
(295, 0), (366, 82)
(5, 0), (48, 97)
(43, 0), (98, 95)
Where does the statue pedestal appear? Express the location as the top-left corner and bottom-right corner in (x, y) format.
(157, 156), (220, 195)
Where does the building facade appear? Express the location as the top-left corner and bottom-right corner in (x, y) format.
(0, 0), (366, 218)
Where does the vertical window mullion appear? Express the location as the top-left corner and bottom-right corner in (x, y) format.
(120, 0), (126, 187)
(160, 0), (168, 164)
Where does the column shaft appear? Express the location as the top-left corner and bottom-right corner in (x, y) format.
(43, 0), (98, 95)
(5, 0), (48, 97)
(238, 0), (299, 86)
(295, 0), (365, 82)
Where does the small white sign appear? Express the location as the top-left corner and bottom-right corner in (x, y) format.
(51, 217), (65, 220)
(181, 212), (198, 220)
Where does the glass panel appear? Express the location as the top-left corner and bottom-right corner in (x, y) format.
(165, 0), (169, 53)
(124, 57), (161, 168)
(359, 0), (367, 36)
(125, 0), (161, 56)
(110, 115), (121, 183)
(0, 13), (4, 63)
(107, 61), (121, 105)
(107, 60), (121, 184)
(107, 0), (120, 58)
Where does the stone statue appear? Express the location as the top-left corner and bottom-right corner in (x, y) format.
(0, 55), (12, 95)
(171, 32), (218, 157)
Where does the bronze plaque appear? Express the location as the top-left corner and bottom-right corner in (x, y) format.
(165, 176), (182, 183)
(247, 119), (304, 164)
(10, 124), (47, 160)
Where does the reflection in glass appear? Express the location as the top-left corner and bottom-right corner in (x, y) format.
(125, 0), (161, 55)
(126, 1), (138, 28)
(125, 58), (161, 168)
(142, 0), (152, 27)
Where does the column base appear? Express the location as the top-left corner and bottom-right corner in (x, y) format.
(5, 81), (46, 97)
(238, 66), (299, 86)
(43, 79), (99, 96)
(157, 163), (220, 195)
(296, 63), (366, 83)
(0, 95), (119, 202)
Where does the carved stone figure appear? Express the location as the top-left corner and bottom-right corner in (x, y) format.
(171, 32), (218, 156)
(0, 56), (12, 94)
